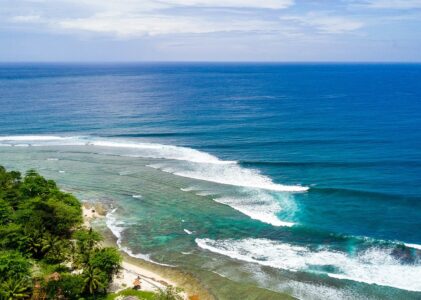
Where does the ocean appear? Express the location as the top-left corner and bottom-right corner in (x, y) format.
(0, 63), (420, 299)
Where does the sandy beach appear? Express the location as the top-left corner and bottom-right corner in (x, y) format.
(82, 203), (213, 300)
(82, 204), (175, 292)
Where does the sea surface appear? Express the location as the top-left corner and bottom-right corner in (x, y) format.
(1, 63), (421, 299)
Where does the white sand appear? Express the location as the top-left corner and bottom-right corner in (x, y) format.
(109, 261), (171, 293)
(82, 203), (104, 227)
(82, 205), (187, 298)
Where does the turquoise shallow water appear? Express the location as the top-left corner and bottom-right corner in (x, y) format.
(0, 64), (421, 299)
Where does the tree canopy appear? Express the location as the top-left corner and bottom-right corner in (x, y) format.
(0, 166), (122, 299)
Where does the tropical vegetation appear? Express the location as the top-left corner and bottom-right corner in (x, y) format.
(0, 165), (123, 299)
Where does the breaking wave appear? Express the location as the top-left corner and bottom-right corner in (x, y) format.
(0, 135), (307, 226)
(0, 135), (307, 192)
(196, 238), (421, 292)
(105, 208), (174, 267)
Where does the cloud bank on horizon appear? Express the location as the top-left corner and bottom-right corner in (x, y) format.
(1, 0), (420, 61)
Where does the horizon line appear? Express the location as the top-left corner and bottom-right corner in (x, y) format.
(1, 61), (421, 65)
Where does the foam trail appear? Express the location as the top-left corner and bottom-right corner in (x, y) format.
(170, 164), (308, 192)
(90, 140), (235, 164)
(195, 191), (215, 197)
(0, 135), (308, 192)
(1, 135), (306, 226)
(0, 135), (69, 141)
(105, 209), (174, 267)
(120, 246), (175, 267)
(105, 208), (124, 244)
(196, 238), (421, 292)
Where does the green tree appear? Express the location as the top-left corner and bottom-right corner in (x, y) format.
(0, 250), (31, 279)
(73, 228), (103, 266)
(0, 166), (123, 299)
(89, 247), (122, 281)
(25, 230), (45, 259)
(17, 196), (82, 237)
(82, 265), (104, 295)
(42, 233), (69, 263)
(0, 277), (31, 300)
(0, 167), (22, 209)
(19, 169), (56, 199)
(0, 199), (13, 225)
(58, 274), (85, 299)
(0, 224), (27, 251)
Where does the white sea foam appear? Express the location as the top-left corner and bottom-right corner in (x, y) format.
(0, 135), (69, 141)
(106, 209), (174, 267)
(119, 170), (135, 176)
(120, 245), (175, 267)
(58, 170), (65, 173)
(180, 186), (202, 192)
(196, 238), (421, 292)
(0, 135), (307, 192)
(278, 281), (360, 300)
(89, 140), (234, 165)
(0, 135), (307, 226)
(195, 191), (215, 197)
(214, 192), (295, 227)
(405, 243), (421, 250)
(169, 163), (308, 192)
(105, 208), (125, 243)
(184, 229), (193, 235)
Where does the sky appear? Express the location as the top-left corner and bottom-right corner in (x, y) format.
(1, 0), (421, 62)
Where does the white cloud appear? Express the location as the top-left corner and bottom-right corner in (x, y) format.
(281, 13), (364, 34)
(48, 0), (294, 11)
(4, 0), (295, 37)
(3, 1), (364, 39)
(10, 15), (42, 23)
(57, 14), (278, 36)
(161, 0), (294, 9)
(357, 0), (421, 9)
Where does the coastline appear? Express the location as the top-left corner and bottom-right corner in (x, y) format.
(82, 203), (215, 300)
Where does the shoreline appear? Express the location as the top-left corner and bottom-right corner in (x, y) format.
(82, 203), (215, 300)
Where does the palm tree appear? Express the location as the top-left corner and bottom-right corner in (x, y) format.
(26, 231), (44, 258)
(42, 234), (66, 262)
(0, 277), (31, 300)
(83, 265), (103, 295)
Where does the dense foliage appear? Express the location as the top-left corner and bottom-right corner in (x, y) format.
(0, 166), (122, 299)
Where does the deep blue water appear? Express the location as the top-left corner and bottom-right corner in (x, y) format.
(1, 63), (421, 298)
